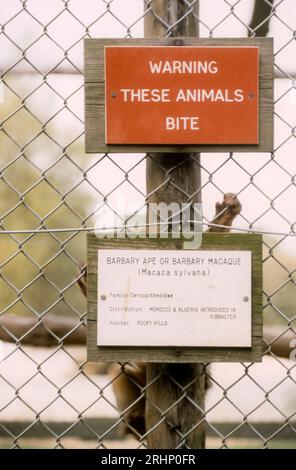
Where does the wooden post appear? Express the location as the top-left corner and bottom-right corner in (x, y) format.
(144, 0), (206, 449)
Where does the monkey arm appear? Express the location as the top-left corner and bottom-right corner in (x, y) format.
(207, 192), (242, 232)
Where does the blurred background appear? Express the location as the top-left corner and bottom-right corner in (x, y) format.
(0, 0), (296, 448)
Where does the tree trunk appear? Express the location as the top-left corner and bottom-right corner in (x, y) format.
(248, 0), (274, 37)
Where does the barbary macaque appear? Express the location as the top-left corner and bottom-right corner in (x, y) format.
(77, 193), (242, 437)
(208, 192), (242, 232)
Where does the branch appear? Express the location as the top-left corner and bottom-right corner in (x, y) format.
(248, 0), (274, 37)
(0, 314), (85, 346)
(1, 196), (293, 360)
(0, 314), (294, 360)
(263, 327), (295, 360)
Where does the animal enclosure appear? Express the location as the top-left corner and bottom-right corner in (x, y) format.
(0, 0), (296, 449)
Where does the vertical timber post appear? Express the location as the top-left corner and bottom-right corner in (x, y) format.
(144, 1), (206, 449)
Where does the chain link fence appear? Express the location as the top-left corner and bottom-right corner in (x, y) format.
(0, 0), (296, 449)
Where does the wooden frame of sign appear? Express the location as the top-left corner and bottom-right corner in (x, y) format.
(87, 233), (262, 363)
(84, 37), (273, 153)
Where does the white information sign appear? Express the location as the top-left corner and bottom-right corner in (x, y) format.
(97, 250), (252, 348)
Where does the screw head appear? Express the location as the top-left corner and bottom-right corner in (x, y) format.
(101, 294), (107, 301)
(243, 296), (249, 302)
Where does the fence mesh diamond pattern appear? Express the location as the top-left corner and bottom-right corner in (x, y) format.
(0, 0), (296, 449)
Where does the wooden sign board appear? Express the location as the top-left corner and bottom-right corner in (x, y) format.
(84, 38), (273, 153)
(87, 233), (263, 363)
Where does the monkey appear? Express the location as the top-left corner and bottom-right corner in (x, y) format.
(77, 193), (242, 438)
(207, 192), (242, 232)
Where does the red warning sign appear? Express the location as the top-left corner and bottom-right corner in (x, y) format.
(105, 46), (259, 145)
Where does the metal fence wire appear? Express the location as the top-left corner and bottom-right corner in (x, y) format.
(0, 0), (296, 449)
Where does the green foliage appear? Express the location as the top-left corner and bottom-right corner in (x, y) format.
(0, 92), (96, 318)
